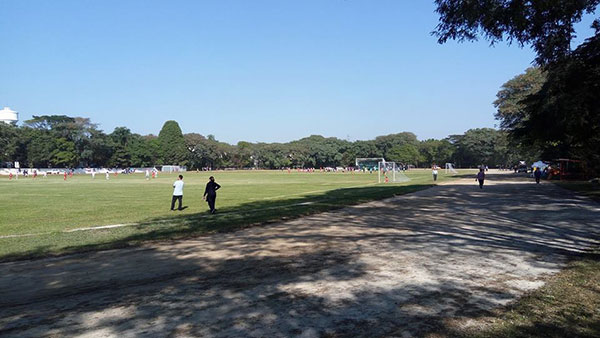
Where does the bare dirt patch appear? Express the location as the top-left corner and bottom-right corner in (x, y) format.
(1, 172), (599, 337)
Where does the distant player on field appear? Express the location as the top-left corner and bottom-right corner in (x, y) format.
(171, 175), (184, 211)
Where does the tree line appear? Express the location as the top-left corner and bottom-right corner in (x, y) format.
(0, 117), (521, 169)
(435, 0), (599, 175)
(6, 0), (596, 173)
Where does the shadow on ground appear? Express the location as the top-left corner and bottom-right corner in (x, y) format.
(0, 173), (599, 337)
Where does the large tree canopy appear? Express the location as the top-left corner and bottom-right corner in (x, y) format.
(449, 128), (509, 167)
(493, 67), (546, 131)
(436, 1), (600, 175)
(516, 33), (600, 171)
(0, 123), (18, 163)
(434, 0), (599, 64)
(157, 120), (187, 165)
(24, 115), (75, 130)
(3, 116), (527, 169)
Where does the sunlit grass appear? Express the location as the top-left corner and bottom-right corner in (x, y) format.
(0, 169), (468, 260)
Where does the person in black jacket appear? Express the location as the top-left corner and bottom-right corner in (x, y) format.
(534, 167), (542, 184)
(203, 176), (221, 214)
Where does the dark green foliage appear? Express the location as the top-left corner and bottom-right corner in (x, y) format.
(434, 0), (600, 65)
(289, 135), (350, 168)
(0, 123), (18, 163)
(374, 132), (418, 162)
(25, 129), (55, 167)
(517, 34), (600, 174)
(449, 128), (510, 167)
(24, 115), (75, 130)
(436, 0), (600, 175)
(5, 117), (522, 169)
(491, 35), (600, 174)
(340, 140), (380, 167)
(129, 135), (160, 167)
(157, 120), (187, 165)
(419, 139), (455, 166)
(494, 67), (546, 131)
(108, 127), (133, 167)
(493, 68), (546, 164)
(184, 133), (232, 169)
(387, 144), (421, 165)
(50, 138), (78, 167)
(86, 130), (113, 167)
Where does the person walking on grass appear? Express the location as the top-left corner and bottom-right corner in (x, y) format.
(476, 168), (485, 189)
(171, 175), (184, 211)
(203, 176), (221, 214)
(432, 164), (439, 182)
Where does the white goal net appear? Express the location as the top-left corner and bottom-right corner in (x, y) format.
(445, 163), (458, 174)
(378, 161), (410, 183)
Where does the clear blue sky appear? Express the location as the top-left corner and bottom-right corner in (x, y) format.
(1, 1), (596, 144)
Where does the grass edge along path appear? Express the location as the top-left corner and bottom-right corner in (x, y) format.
(555, 180), (600, 203)
(0, 181), (440, 262)
(437, 180), (600, 338)
(445, 249), (600, 338)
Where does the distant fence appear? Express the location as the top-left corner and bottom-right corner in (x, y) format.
(0, 166), (187, 176)
(159, 165), (187, 173)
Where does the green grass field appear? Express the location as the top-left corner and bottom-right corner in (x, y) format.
(0, 169), (467, 261)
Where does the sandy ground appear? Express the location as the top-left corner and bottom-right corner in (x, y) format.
(1, 172), (599, 338)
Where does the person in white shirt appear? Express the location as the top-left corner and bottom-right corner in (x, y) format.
(145, 169), (150, 180)
(171, 175), (184, 211)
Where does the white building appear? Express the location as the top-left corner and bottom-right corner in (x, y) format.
(0, 107), (18, 125)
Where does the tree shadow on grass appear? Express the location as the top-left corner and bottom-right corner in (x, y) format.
(1, 174), (599, 336)
(98, 183), (436, 247)
(0, 183), (433, 263)
(133, 172), (600, 259)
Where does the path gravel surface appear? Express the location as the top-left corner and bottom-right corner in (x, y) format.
(1, 172), (599, 337)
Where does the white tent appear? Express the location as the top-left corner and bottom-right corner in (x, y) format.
(531, 160), (549, 170)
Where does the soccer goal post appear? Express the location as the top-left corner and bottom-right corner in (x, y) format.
(378, 161), (410, 183)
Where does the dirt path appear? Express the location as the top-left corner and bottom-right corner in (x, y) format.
(1, 173), (599, 337)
